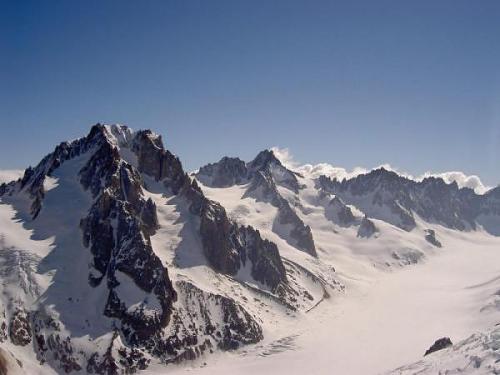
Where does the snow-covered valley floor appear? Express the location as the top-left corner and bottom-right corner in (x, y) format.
(148, 231), (500, 375)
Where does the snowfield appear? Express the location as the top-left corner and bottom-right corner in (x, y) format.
(143, 171), (500, 375)
(146, 229), (500, 375)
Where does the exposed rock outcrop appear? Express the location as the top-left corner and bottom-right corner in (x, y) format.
(357, 216), (378, 238)
(424, 337), (453, 356)
(174, 281), (263, 351)
(326, 196), (356, 227)
(132, 130), (188, 194)
(196, 157), (248, 188)
(9, 309), (31, 346)
(424, 229), (442, 247)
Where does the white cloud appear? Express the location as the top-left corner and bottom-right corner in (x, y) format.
(297, 163), (367, 181)
(0, 170), (23, 184)
(270, 147), (491, 194)
(270, 147), (299, 168)
(418, 171), (490, 194)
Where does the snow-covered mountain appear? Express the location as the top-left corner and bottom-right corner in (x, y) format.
(194, 150), (500, 255)
(1, 124), (499, 374)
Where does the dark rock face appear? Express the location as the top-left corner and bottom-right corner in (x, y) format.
(277, 201), (316, 256)
(199, 201), (241, 276)
(238, 226), (287, 289)
(0, 310), (7, 343)
(9, 309), (31, 346)
(327, 196), (356, 227)
(318, 169), (500, 234)
(416, 177), (478, 231)
(78, 126), (177, 344)
(196, 157), (248, 187)
(357, 216), (378, 238)
(481, 186), (500, 214)
(477, 186), (500, 236)
(198, 200), (287, 290)
(132, 130), (188, 194)
(424, 337), (453, 356)
(425, 229), (442, 247)
(217, 296), (263, 350)
(174, 281), (263, 352)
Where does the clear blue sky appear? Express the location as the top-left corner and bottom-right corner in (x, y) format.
(1, 1), (500, 185)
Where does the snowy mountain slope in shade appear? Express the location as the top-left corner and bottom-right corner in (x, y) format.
(0, 124), (329, 374)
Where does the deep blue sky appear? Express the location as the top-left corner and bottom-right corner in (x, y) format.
(1, 1), (500, 185)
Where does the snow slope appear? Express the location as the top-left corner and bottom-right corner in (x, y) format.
(147, 229), (500, 375)
(389, 325), (500, 374)
(170, 151), (500, 375)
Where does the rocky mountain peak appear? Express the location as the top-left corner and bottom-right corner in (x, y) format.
(196, 156), (247, 188)
(247, 149), (281, 171)
(357, 216), (378, 238)
(248, 150), (302, 194)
